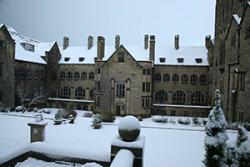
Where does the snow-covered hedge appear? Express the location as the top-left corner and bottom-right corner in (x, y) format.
(110, 149), (134, 167)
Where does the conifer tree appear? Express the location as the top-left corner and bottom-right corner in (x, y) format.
(204, 89), (228, 167)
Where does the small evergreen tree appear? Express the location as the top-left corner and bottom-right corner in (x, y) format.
(204, 89), (228, 167)
(235, 126), (250, 167)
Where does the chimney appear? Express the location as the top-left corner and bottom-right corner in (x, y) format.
(149, 35), (155, 62)
(174, 35), (179, 50)
(144, 34), (149, 49)
(205, 35), (211, 49)
(97, 36), (105, 60)
(88, 36), (94, 49)
(115, 35), (120, 49)
(63, 36), (69, 50)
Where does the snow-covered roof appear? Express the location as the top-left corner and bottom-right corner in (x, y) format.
(60, 45), (208, 66)
(154, 46), (208, 66)
(0, 24), (3, 28)
(2, 25), (208, 66)
(233, 14), (241, 25)
(5, 25), (55, 64)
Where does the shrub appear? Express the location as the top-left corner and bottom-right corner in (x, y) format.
(178, 118), (190, 125)
(192, 117), (201, 125)
(152, 116), (168, 123)
(102, 112), (115, 122)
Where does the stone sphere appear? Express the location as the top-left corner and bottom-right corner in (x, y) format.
(118, 116), (141, 142)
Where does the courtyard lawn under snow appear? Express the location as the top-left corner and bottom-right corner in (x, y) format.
(0, 110), (241, 167)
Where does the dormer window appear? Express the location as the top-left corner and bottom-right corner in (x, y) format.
(177, 58), (184, 63)
(159, 58), (166, 63)
(64, 57), (70, 62)
(195, 58), (202, 64)
(21, 43), (35, 52)
(79, 57), (85, 62)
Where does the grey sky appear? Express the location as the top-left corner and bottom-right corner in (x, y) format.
(0, 0), (216, 47)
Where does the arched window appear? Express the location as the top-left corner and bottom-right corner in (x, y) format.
(173, 91), (186, 104)
(75, 87), (85, 98)
(172, 74), (179, 83)
(181, 74), (188, 84)
(89, 72), (95, 80)
(74, 72), (80, 80)
(60, 71), (65, 79)
(154, 73), (161, 81)
(191, 91), (205, 105)
(155, 90), (168, 101)
(60, 86), (71, 98)
(190, 74), (198, 85)
(81, 72), (87, 80)
(163, 74), (170, 82)
(66, 72), (73, 80)
(199, 75), (208, 85)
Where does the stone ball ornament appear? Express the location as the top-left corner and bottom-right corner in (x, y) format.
(118, 115), (141, 142)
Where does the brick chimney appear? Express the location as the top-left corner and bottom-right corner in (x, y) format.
(63, 36), (69, 50)
(149, 35), (155, 62)
(205, 35), (211, 49)
(144, 34), (149, 49)
(88, 36), (94, 50)
(97, 36), (105, 60)
(174, 35), (179, 50)
(115, 35), (120, 49)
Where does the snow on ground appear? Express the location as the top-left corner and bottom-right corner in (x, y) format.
(0, 110), (243, 167)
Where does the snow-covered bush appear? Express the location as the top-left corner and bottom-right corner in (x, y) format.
(152, 116), (168, 123)
(15, 106), (26, 112)
(192, 117), (201, 125)
(91, 113), (103, 129)
(203, 90), (228, 167)
(178, 118), (191, 125)
(169, 119), (176, 124)
(235, 126), (250, 167)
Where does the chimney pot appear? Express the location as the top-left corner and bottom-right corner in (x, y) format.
(144, 35), (149, 49)
(115, 35), (120, 49)
(174, 35), (179, 50)
(63, 36), (69, 50)
(88, 36), (94, 50)
(97, 36), (105, 60)
(149, 35), (155, 62)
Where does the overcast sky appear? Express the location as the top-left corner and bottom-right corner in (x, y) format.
(0, 0), (216, 47)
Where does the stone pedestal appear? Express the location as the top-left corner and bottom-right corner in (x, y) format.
(111, 136), (145, 167)
(28, 121), (47, 143)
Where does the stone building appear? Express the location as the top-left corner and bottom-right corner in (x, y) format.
(0, 24), (211, 117)
(0, 25), (15, 107)
(208, 0), (250, 122)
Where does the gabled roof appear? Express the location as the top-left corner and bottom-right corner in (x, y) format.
(4, 25), (56, 64)
(101, 45), (144, 68)
(0, 24), (15, 45)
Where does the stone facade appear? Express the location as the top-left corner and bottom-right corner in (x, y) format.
(0, 25), (15, 107)
(208, 0), (250, 122)
(153, 65), (210, 117)
(0, 24), (211, 117)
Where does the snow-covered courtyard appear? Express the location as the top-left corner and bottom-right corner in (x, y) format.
(0, 109), (241, 167)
